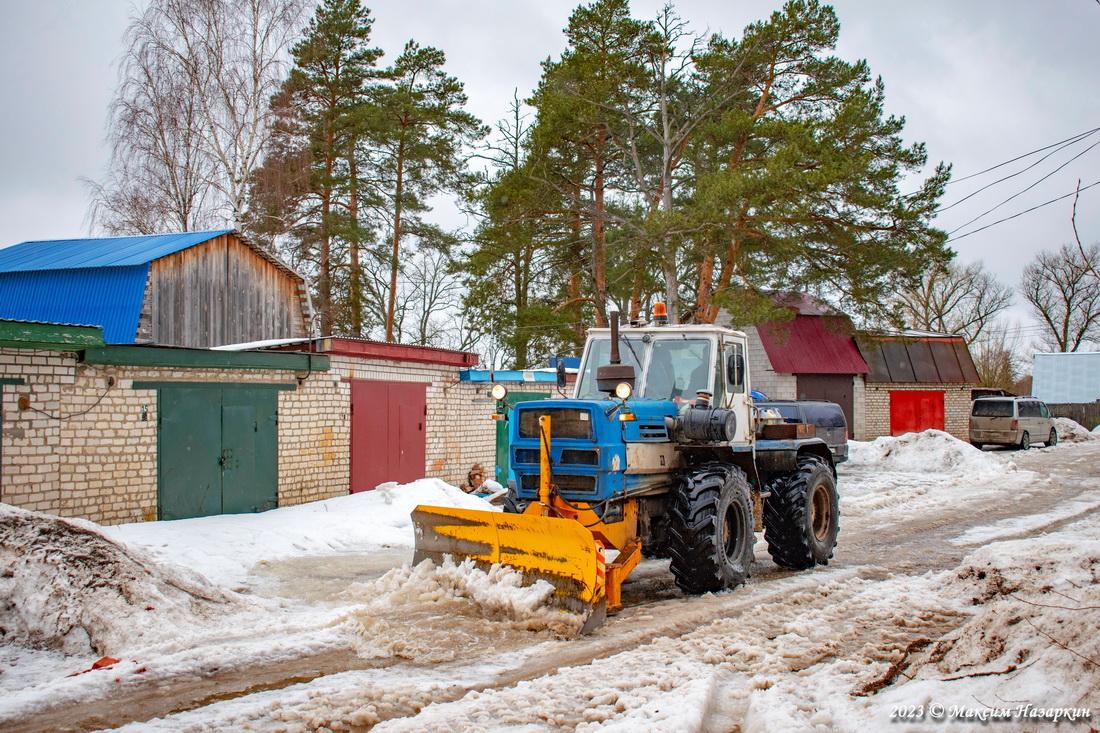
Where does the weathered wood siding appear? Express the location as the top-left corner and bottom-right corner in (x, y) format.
(145, 233), (308, 347)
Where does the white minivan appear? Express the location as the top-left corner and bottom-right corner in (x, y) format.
(969, 396), (1057, 450)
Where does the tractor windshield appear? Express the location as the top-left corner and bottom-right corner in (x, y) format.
(574, 335), (647, 399)
(575, 334), (714, 401)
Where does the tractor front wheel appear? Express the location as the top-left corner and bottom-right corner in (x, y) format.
(764, 455), (839, 570)
(667, 464), (755, 595)
(501, 482), (529, 514)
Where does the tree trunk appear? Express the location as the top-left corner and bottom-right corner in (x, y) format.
(385, 137), (406, 343)
(591, 128), (608, 327)
(318, 129), (334, 336)
(348, 157), (362, 337)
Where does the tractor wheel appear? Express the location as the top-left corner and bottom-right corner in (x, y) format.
(667, 464), (755, 595)
(1047, 428), (1058, 447)
(763, 455), (839, 570)
(502, 482), (529, 514)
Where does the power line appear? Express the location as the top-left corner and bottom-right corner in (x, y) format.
(947, 138), (1100, 235)
(938, 128), (1100, 213)
(947, 126), (1100, 186)
(947, 179), (1100, 243)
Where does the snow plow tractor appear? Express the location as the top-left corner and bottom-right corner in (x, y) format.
(412, 311), (840, 632)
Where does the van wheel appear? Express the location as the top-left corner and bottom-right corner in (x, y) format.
(1047, 428), (1058, 447)
(1019, 431), (1030, 450)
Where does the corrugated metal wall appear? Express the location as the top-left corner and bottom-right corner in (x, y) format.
(1033, 353), (1100, 403)
(0, 265), (150, 342)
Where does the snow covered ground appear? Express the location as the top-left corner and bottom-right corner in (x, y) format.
(1, 428), (1098, 731)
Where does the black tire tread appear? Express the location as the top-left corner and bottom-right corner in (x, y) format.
(667, 464), (754, 595)
(763, 455), (839, 570)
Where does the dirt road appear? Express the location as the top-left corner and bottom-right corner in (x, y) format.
(17, 442), (1100, 732)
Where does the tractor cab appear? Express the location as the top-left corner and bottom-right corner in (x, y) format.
(572, 322), (755, 443)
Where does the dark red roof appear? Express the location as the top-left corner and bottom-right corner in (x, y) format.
(276, 337), (478, 367)
(757, 315), (869, 375)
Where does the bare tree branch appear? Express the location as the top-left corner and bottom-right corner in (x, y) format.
(87, 0), (308, 234)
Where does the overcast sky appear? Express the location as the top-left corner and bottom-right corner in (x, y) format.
(2, 0), (1098, 343)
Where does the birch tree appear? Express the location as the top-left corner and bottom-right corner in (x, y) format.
(89, 0), (308, 234)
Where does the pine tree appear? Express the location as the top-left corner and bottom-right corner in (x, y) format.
(375, 41), (486, 342)
(247, 0), (382, 335)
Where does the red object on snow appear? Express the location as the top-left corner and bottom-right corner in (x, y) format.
(68, 656), (122, 677)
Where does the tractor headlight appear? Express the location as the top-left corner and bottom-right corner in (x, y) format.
(490, 384), (508, 401)
(614, 382), (633, 400)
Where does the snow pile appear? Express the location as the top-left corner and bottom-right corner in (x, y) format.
(846, 430), (1014, 475)
(739, 513), (1100, 731)
(106, 478), (496, 588)
(342, 557), (585, 638)
(1054, 417), (1098, 443)
(0, 504), (240, 656)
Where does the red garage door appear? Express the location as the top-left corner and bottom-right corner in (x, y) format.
(889, 390), (944, 436)
(350, 380), (427, 493)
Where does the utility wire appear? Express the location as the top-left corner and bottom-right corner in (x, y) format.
(938, 129), (1100, 213)
(947, 179), (1100, 243)
(947, 126), (1100, 186)
(947, 138), (1100, 235)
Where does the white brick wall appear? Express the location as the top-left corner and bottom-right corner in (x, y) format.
(862, 382), (975, 441)
(2, 347), (509, 525)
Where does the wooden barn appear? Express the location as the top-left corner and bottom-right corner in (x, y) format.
(0, 230), (312, 347)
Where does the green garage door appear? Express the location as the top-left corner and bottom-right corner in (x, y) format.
(496, 391), (550, 483)
(157, 385), (281, 520)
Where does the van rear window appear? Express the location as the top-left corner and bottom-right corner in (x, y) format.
(972, 399), (1012, 417)
(804, 403), (846, 428)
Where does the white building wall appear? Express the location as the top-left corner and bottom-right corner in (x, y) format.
(1033, 352), (1100, 403)
(743, 325), (797, 399)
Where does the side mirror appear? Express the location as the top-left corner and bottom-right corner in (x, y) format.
(555, 358), (567, 389)
(726, 353), (744, 387)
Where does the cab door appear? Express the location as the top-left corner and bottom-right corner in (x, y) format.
(721, 337), (752, 442)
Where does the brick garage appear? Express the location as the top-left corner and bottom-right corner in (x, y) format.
(1, 326), (496, 526)
(861, 382), (974, 441)
(857, 333), (980, 441)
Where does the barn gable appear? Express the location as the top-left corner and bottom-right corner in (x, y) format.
(0, 230), (312, 347)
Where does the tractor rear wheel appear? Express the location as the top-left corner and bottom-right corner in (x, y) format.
(667, 464), (755, 595)
(764, 455), (839, 570)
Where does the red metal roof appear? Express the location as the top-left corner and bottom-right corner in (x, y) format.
(310, 337), (478, 367)
(757, 315), (869, 375)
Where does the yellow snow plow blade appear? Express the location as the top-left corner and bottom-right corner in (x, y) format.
(411, 505), (603, 611)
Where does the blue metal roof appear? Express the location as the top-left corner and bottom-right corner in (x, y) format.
(0, 230), (233, 273)
(461, 369), (562, 383)
(0, 265), (150, 343)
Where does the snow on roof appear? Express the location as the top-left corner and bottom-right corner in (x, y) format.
(210, 337), (312, 351)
